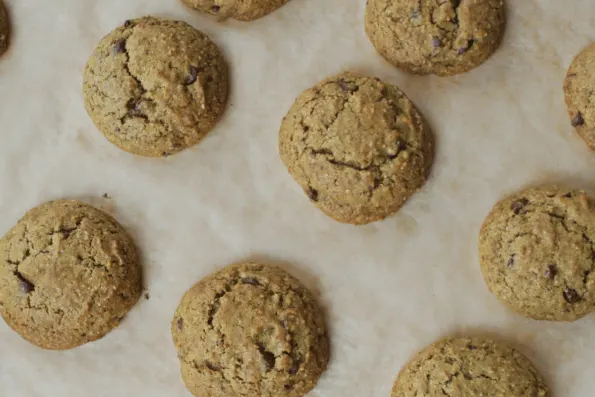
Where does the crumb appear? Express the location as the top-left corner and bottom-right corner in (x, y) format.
(103, 193), (110, 199)
(144, 293), (150, 300)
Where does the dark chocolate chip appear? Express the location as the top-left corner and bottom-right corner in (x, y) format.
(563, 288), (581, 303)
(162, 152), (170, 157)
(184, 66), (198, 85)
(572, 112), (585, 127)
(544, 264), (557, 279)
(396, 139), (407, 152)
(284, 384), (294, 390)
(211, 5), (221, 12)
(242, 278), (260, 286)
(17, 274), (34, 294)
(563, 192), (573, 198)
(260, 350), (276, 371)
(206, 362), (221, 371)
(307, 187), (319, 202)
(124, 20), (132, 27)
(507, 254), (515, 267)
(338, 79), (350, 91)
(103, 193), (110, 199)
(113, 39), (126, 54)
(511, 198), (529, 214)
(177, 317), (184, 330)
(432, 37), (442, 48)
(467, 344), (477, 350)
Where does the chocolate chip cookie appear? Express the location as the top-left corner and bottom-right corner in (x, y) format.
(182, 0), (290, 21)
(0, 200), (141, 350)
(564, 42), (595, 150)
(365, 0), (506, 76)
(83, 17), (229, 157)
(279, 72), (434, 225)
(392, 337), (549, 397)
(0, 0), (9, 56)
(171, 262), (329, 397)
(479, 186), (595, 321)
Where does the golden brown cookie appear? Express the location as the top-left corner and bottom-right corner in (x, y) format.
(365, 0), (506, 76)
(0, 200), (141, 350)
(392, 337), (549, 397)
(0, 0), (9, 56)
(479, 186), (595, 321)
(171, 262), (329, 397)
(564, 42), (595, 150)
(83, 17), (229, 157)
(279, 72), (434, 225)
(182, 0), (290, 21)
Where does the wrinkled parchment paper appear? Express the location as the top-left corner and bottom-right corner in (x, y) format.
(2, 0), (595, 396)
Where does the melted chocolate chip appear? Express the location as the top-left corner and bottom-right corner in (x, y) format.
(307, 187), (319, 202)
(17, 274), (34, 294)
(113, 39), (126, 54)
(396, 139), (407, 152)
(432, 37), (442, 48)
(563, 288), (581, 304)
(572, 112), (585, 127)
(177, 317), (184, 330)
(544, 264), (557, 279)
(211, 5), (221, 12)
(124, 20), (132, 27)
(511, 198), (529, 214)
(242, 278), (260, 286)
(184, 66), (198, 85)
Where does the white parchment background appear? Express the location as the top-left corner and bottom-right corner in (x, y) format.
(1, 0), (595, 396)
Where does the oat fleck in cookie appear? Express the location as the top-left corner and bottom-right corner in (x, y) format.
(83, 17), (229, 157)
(279, 72), (434, 225)
(479, 186), (595, 321)
(171, 262), (329, 397)
(365, 0), (506, 76)
(392, 337), (549, 397)
(0, 200), (141, 349)
(182, 0), (290, 21)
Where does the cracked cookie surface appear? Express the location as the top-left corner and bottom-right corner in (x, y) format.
(392, 337), (549, 397)
(564, 42), (595, 151)
(0, 0), (9, 56)
(182, 0), (290, 21)
(479, 186), (595, 321)
(83, 17), (229, 157)
(0, 200), (141, 350)
(279, 72), (434, 225)
(171, 262), (329, 397)
(365, 0), (506, 76)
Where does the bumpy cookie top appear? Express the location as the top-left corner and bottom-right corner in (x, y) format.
(479, 186), (595, 321)
(392, 337), (549, 397)
(182, 0), (290, 21)
(83, 17), (228, 157)
(171, 262), (329, 397)
(365, 0), (506, 76)
(0, 0), (9, 56)
(564, 42), (595, 151)
(279, 72), (434, 225)
(0, 200), (141, 350)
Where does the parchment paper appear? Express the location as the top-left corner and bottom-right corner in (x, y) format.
(1, 0), (595, 396)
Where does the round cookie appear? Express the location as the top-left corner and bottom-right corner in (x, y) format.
(0, 0), (9, 56)
(279, 72), (434, 225)
(365, 0), (506, 76)
(392, 337), (549, 397)
(83, 17), (229, 157)
(479, 186), (595, 321)
(0, 200), (141, 350)
(564, 42), (595, 151)
(171, 262), (329, 397)
(181, 0), (290, 21)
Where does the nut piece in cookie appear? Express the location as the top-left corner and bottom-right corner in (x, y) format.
(171, 262), (329, 397)
(564, 41), (595, 151)
(83, 17), (229, 157)
(479, 186), (595, 321)
(392, 337), (549, 397)
(365, 0), (506, 76)
(181, 0), (290, 22)
(279, 72), (434, 225)
(0, 200), (142, 349)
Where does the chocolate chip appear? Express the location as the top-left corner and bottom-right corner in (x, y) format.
(511, 198), (529, 214)
(124, 20), (132, 27)
(457, 47), (467, 55)
(211, 5), (221, 12)
(563, 192), (573, 198)
(306, 187), (319, 202)
(572, 112), (585, 127)
(113, 39), (126, 54)
(17, 274), (34, 294)
(338, 79), (350, 91)
(507, 254), (515, 267)
(184, 66), (198, 85)
(103, 193), (110, 199)
(457, 40), (474, 55)
(144, 293), (150, 300)
(544, 264), (557, 279)
(396, 139), (407, 152)
(563, 288), (581, 303)
(432, 37), (442, 48)
(177, 317), (184, 330)
(259, 349), (276, 371)
(242, 278), (260, 286)
(284, 384), (294, 390)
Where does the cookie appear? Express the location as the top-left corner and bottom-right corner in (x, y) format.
(0, 200), (141, 350)
(479, 186), (595, 321)
(392, 337), (549, 397)
(564, 42), (595, 150)
(171, 262), (329, 397)
(365, 0), (506, 76)
(0, 0), (9, 56)
(83, 17), (229, 157)
(279, 72), (434, 225)
(182, 0), (290, 21)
